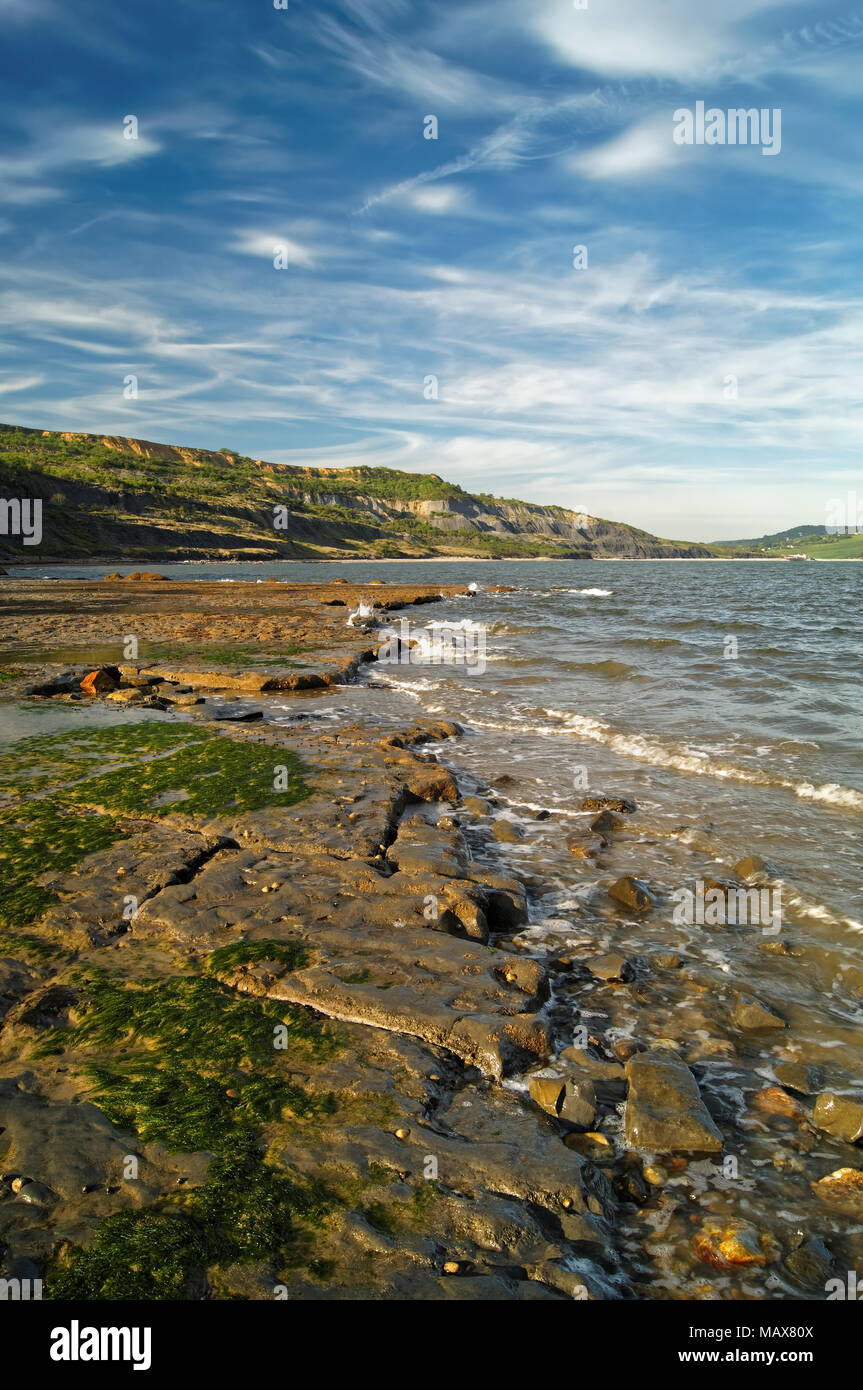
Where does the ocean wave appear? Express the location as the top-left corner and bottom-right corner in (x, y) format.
(468, 709), (863, 812)
(564, 588), (613, 597)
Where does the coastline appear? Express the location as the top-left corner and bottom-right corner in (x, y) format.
(1, 576), (861, 1301)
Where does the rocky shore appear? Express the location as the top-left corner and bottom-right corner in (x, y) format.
(1, 577), (861, 1300)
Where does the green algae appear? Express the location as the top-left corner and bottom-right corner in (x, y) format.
(205, 939), (308, 977)
(42, 968), (343, 1297)
(0, 801), (122, 926)
(0, 720), (201, 802)
(63, 733), (310, 818)
(47, 1209), (208, 1300)
(0, 930), (64, 963)
(36, 969), (335, 1066)
(81, 1064), (324, 1152)
(48, 1135), (335, 1300)
(0, 722), (311, 926)
(0, 722), (310, 818)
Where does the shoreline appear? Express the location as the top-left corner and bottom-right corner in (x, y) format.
(1, 577), (861, 1302)
(3, 554), (858, 572)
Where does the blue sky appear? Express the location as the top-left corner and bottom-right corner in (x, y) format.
(1, 0), (862, 540)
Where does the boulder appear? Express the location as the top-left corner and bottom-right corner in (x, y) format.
(589, 809), (625, 838)
(773, 1061), (821, 1095)
(624, 1049), (722, 1154)
(732, 991), (786, 1031)
(585, 952), (633, 983)
(558, 1079), (597, 1130)
(811, 1167), (863, 1218)
(751, 1086), (803, 1120)
(813, 1092), (863, 1144)
(608, 876), (655, 913)
(693, 1218), (780, 1270)
(528, 1076), (565, 1117)
(493, 820), (523, 844)
(80, 666), (120, 695)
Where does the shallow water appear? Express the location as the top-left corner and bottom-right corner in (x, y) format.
(258, 557), (863, 1294)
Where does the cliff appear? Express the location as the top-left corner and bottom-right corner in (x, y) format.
(0, 423), (713, 562)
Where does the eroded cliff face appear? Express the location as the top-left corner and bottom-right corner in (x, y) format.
(1, 425), (712, 560)
(285, 489), (710, 558)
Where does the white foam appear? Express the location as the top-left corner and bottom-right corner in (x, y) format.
(347, 601), (374, 626)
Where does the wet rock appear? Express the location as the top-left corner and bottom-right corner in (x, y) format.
(751, 1086), (804, 1120)
(461, 796), (489, 816)
(80, 666), (120, 695)
(585, 952), (633, 983)
(11, 1178), (57, 1207)
(811, 1167), (863, 1218)
(558, 1048), (626, 1100)
(581, 795), (636, 814)
(773, 1061), (821, 1095)
(106, 686), (146, 703)
(608, 876), (655, 913)
(212, 707), (264, 722)
(406, 764), (459, 804)
(387, 821), (470, 879)
(732, 991), (786, 1031)
(652, 952), (682, 970)
(624, 1049), (723, 1155)
(589, 809), (625, 838)
(466, 868), (527, 930)
(493, 820), (524, 844)
(567, 834), (606, 860)
(528, 1076), (565, 1117)
(693, 1218), (781, 1270)
(734, 855), (767, 880)
(563, 1132), (614, 1162)
(558, 1079), (596, 1130)
(494, 957), (544, 996)
(813, 1092), (863, 1144)
(785, 1235), (840, 1292)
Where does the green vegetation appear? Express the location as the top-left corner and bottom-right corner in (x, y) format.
(205, 939), (309, 976)
(0, 802), (122, 926)
(48, 1134), (334, 1299)
(713, 523), (863, 559)
(0, 723), (311, 926)
(41, 960), (342, 1298)
(0, 930), (63, 962)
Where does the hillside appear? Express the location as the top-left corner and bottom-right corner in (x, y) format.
(712, 524), (863, 560)
(0, 423), (713, 562)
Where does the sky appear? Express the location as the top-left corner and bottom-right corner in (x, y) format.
(1, 0), (862, 541)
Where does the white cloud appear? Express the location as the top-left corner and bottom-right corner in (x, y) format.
(0, 373), (45, 394)
(568, 114), (682, 181)
(232, 231), (316, 267)
(525, 0), (810, 81)
(406, 184), (469, 214)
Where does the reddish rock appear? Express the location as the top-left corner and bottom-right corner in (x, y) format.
(751, 1085), (803, 1120)
(693, 1218), (780, 1270)
(80, 666), (120, 695)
